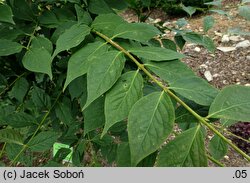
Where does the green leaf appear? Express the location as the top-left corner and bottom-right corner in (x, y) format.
(208, 85), (250, 122)
(104, 0), (128, 10)
(203, 16), (215, 32)
(31, 36), (53, 54)
(9, 0), (35, 21)
(83, 96), (105, 135)
(0, 4), (15, 24)
(144, 60), (195, 84)
(203, 36), (216, 52)
(5, 112), (37, 128)
(64, 41), (109, 90)
(175, 106), (199, 131)
(181, 4), (196, 17)
(0, 105), (15, 125)
(113, 23), (161, 42)
(209, 135), (228, 160)
(31, 86), (51, 110)
(169, 77), (219, 106)
(22, 46), (53, 79)
(0, 27), (24, 41)
(0, 39), (23, 56)
(72, 140), (85, 166)
(88, 0), (114, 14)
(92, 13), (126, 37)
(68, 75), (86, 100)
(6, 143), (32, 166)
(103, 71), (143, 136)
(182, 33), (215, 52)
(210, 10), (230, 17)
(53, 23), (91, 57)
(182, 32), (204, 45)
(242, 0), (250, 3)
(28, 131), (58, 152)
(84, 51), (125, 109)
(51, 21), (77, 43)
(0, 129), (24, 145)
(174, 35), (186, 50)
(55, 102), (74, 125)
(157, 126), (207, 167)
(137, 151), (158, 167)
(220, 119), (238, 127)
(128, 91), (175, 166)
(128, 47), (185, 61)
(176, 18), (188, 28)
(205, 0), (222, 7)
(9, 77), (29, 102)
(239, 5), (250, 21)
(75, 5), (92, 25)
(116, 142), (131, 167)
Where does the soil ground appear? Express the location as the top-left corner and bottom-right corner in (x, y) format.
(120, 0), (250, 167)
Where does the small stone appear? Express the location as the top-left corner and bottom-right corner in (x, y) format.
(223, 80), (229, 84)
(236, 40), (250, 48)
(224, 155), (229, 160)
(204, 71), (213, 82)
(232, 70), (237, 75)
(236, 82), (241, 85)
(221, 35), (230, 43)
(153, 18), (161, 24)
(162, 22), (171, 27)
(199, 64), (208, 69)
(194, 47), (201, 52)
(214, 31), (223, 37)
(245, 84), (250, 86)
(186, 43), (196, 47)
(229, 35), (242, 42)
(213, 73), (219, 78)
(217, 47), (236, 52)
(208, 135), (213, 140)
(246, 56), (250, 60)
(164, 30), (170, 34)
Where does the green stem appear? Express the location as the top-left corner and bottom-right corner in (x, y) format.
(212, 123), (250, 144)
(9, 91), (62, 166)
(0, 142), (6, 159)
(0, 72), (27, 97)
(207, 154), (225, 167)
(92, 30), (250, 162)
